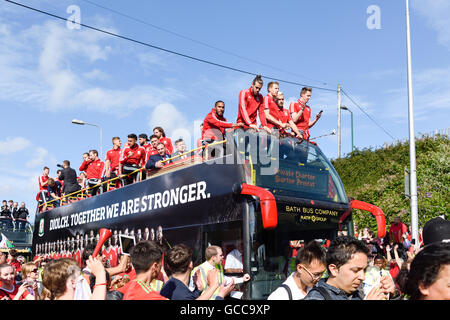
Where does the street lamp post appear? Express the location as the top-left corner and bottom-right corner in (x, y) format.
(405, 0), (419, 244)
(340, 105), (354, 152)
(72, 119), (103, 159)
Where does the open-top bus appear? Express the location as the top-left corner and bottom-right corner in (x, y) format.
(32, 128), (385, 299)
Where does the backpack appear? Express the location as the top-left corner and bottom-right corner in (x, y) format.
(281, 284), (333, 300)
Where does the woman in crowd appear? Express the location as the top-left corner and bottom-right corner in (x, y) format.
(401, 242), (450, 300)
(0, 264), (35, 300)
(42, 256), (107, 300)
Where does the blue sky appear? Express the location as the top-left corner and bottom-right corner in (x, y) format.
(0, 0), (449, 224)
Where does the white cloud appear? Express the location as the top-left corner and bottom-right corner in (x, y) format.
(148, 103), (202, 149)
(412, 0), (450, 50)
(0, 137), (31, 155)
(0, 19), (185, 115)
(83, 69), (109, 80)
(25, 147), (57, 169)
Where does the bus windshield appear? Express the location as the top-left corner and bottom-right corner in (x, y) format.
(232, 130), (348, 204)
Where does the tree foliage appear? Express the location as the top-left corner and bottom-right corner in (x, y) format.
(331, 135), (449, 233)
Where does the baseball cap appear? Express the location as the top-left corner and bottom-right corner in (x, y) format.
(139, 133), (149, 141)
(422, 217), (450, 246)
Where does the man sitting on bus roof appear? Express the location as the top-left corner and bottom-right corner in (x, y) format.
(145, 142), (172, 170)
(171, 138), (194, 161)
(265, 91), (304, 140)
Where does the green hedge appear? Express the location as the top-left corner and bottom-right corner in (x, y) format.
(331, 135), (450, 233)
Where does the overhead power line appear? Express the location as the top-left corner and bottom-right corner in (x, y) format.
(80, 0), (330, 86)
(341, 88), (396, 140)
(6, 0), (336, 92)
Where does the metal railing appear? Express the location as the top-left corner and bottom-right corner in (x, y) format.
(37, 139), (228, 212)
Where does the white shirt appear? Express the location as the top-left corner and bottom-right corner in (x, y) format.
(267, 273), (311, 300)
(224, 249), (243, 270)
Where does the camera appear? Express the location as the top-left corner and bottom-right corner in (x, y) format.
(56, 164), (63, 168)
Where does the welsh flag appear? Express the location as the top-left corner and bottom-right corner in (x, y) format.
(0, 233), (14, 249)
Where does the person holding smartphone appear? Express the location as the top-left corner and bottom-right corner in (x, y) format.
(289, 87), (323, 140)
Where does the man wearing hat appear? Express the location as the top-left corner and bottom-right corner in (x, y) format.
(422, 217), (450, 246)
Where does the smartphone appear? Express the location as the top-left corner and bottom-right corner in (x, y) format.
(318, 110), (323, 114)
(119, 234), (136, 256)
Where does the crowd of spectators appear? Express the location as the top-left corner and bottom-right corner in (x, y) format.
(1, 215), (448, 300)
(36, 76), (323, 211)
(0, 200), (30, 231)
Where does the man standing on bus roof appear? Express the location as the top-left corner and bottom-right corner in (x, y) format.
(202, 100), (243, 142)
(153, 127), (174, 155)
(289, 87), (322, 140)
(120, 134), (146, 185)
(79, 149), (105, 196)
(59, 160), (81, 196)
(236, 75), (271, 134)
(104, 136), (122, 180)
(38, 166), (50, 191)
(268, 240), (326, 300)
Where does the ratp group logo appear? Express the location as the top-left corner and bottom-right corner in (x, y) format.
(38, 218), (45, 237)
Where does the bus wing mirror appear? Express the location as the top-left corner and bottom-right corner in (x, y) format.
(238, 183), (277, 229)
(350, 200), (386, 238)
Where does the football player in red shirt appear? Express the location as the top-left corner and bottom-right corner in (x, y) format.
(153, 127), (174, 155)
(202, 100), (242, 141)
(120, 134), (146, 185)
(38, 166), (49, 191)
(79, 149), (105, 196)
(266, 91), (304, 139)
(104, 136), (122, 190)
(289, 87), (322, 140)
(146, 135), (160, 161)
(236, 75), (271, 134)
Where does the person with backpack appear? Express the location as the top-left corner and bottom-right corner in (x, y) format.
(304, 236), (399, 300)
(267, 240), (327, 300)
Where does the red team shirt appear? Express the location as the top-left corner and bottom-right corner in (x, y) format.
(38, 175), (48, 191)
(142, 144), (157, 164)
(202, 108), (233, 140)
(105, 147), (121, 174)
(0, 284), (29, 300)
(120, 144), (146, 167)
(102, 247), (118, 268)
(73, 249), (82, 267)
(159, 137), (174, 155)
(264, 94), (291, 133)
(289, 99), (311, 139)
(79, 158), (105, 180)
(7, 260), (21, 273)
(123, 280), (167, 300)
(389, 222), (408, 244)
(236, 87), (267, 127)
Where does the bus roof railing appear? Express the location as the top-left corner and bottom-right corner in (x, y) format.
(38, 139), (228, 212)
